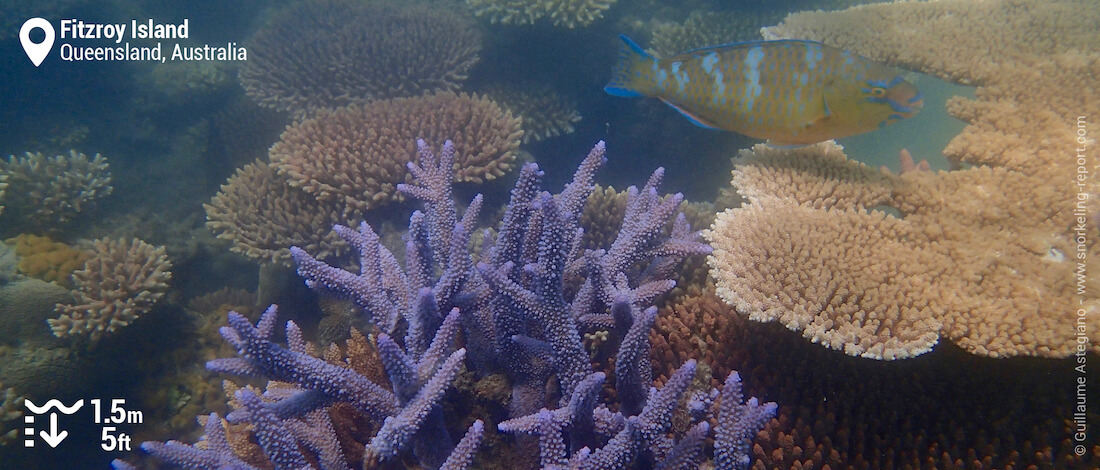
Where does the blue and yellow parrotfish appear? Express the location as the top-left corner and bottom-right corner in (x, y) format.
(604, 35), (923, 146)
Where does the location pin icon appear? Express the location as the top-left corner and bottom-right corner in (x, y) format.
(20, 18), (55, 67)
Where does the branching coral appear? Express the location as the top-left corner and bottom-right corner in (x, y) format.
(710, 141), (1100, 359)
(269, 92), (522, 215)
(241, 0), (481, 114)
(651, 287), (1099, 469)
(49, 238), (172, 342)
(0, 382), (24, 445)
(481, 83), (581, 143)
(706, 0), (1100, 359)
(0, 150), (112, 228)
(648, 10), (782, 58)
(133, 141), (771, 469)
(466, 0), (616, 28)
(204, 160), (348, 265)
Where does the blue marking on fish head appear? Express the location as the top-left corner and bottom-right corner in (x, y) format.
(714, 70), (725, 99)
(657, 68), (669, 89)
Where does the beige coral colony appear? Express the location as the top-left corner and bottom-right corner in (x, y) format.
(706, 0), (1100, 360)
(1, 0), (1099, 468)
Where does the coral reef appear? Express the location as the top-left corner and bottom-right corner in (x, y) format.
(708, 0), (1100, 359)
(466, 0), (616, 28)
(269, 92), (522, 215)
(207, 97), (289, 167)
(133, 140), (773, 469)
(204, 160), (349, 265)
(136, 60), (237, 108)
(481, 83), (582, 144)
(0, 172), (6, 216)
(4, 234), (89, 287)
(0, 383), (23, 446)
(49, 238), (173, 342)
(241, 0), (481, 114)
(0, 150), (112, 229)
(651, 287), (1099, 469)
(648, 10), (782, 58)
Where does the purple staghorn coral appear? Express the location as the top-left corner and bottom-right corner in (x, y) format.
(136, 139), (772, 469)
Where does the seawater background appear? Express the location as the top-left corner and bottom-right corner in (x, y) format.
(0, 0), (1064, 469)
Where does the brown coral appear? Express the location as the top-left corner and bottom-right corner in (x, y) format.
(49, 238), (172, 342)
(481, 83), (581, 144)
(204, 159), (349, 265)
(269, 92), (522, 215)
(648, 10), (782, 58)
(707, 0), (1100, 359)
(0, 150), (112, 228)
(241, 0), (481, 114)
(5, 233), (90, 287)
(650, 288), (1099, 469)
(466, 0), (616, 28)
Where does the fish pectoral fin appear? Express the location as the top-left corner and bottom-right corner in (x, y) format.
(802, 83), (835, 129)
(659, 98), (721, 130)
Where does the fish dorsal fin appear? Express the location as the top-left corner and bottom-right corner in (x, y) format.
(659, 98), (720, 130)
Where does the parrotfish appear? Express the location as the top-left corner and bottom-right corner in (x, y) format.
(604, 35), (923, 146)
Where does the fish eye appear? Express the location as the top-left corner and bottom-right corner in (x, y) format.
(871, 87), (886, 97)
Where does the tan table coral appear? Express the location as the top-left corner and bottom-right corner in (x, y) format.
(269, 92), (522, 215)
(204, 160), (348, 265)
(241, 0), (480, 115)
(467, 0), (616, 28)
(707, 0), (1100, 359)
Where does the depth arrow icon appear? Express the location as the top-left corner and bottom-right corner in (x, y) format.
(39, 413), (67, 448)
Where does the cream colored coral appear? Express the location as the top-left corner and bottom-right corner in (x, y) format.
(761, 0), (1097, 85)
(703, 0), (1100, 359)
(707, 143), (1100, 359)
(270, 92), (522, 215)
(466, 0), (615, 28)
(0, 383), (23, 445)
(204, 160), (348, 265)
(49, 238), (172, 342)
(0, 150), (112, 226)
(708, 196), (944, 359)
(730, 141), (895, 210)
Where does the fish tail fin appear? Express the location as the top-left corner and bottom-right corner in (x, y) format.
(604, 34), (657, 98)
